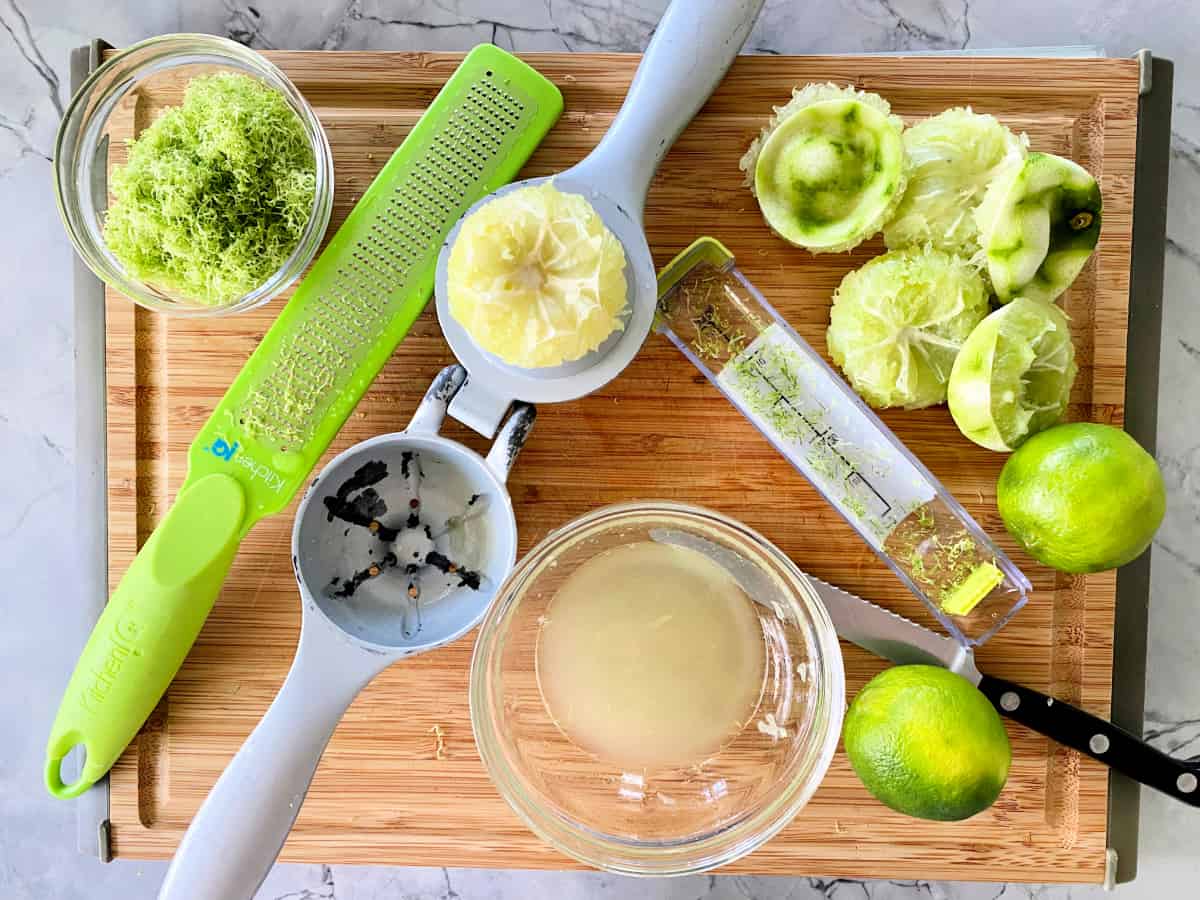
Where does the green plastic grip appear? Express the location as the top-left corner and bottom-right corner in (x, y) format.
(44, 474), (246, 799)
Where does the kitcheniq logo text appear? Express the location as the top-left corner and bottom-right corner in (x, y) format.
(203, 436), (286, 494)
(80, 615), (142, 714)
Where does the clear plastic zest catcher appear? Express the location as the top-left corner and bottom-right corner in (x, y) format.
(655, 238), (1030, 647)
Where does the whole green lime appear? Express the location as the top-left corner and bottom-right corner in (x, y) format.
(997, 422), (1165, 573)
(843, 665), (1011, 821)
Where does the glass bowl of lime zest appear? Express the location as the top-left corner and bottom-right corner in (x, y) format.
(54, 33), (333, 316)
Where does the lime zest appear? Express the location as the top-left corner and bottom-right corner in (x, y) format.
(915, 505), (935, 530)
(940, 561), (1004, 616)
(103, 72), (317, 306)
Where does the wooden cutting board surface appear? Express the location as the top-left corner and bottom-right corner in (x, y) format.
(103, 51), (1139, 882)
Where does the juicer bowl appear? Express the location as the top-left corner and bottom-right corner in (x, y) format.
(469, 502), (845, 876)
(54, 34), (333, 316)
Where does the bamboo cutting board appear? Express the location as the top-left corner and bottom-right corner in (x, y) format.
(103, 52), (1140, 882)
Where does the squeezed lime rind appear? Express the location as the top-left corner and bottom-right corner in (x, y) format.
(947, 297), (1077, 451)
(740, 83), (908, 253)
(883, 107), (1027, 258)
(974, 151), (1102, 303)
(826, 247), (989, 409)
(447, 180), (628, 368)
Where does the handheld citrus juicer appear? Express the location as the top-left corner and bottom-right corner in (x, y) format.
(436, 0), (767, 437)
(157, 366), (530, 900)
(655, 238), (1032, 647)
(45, 45), (562, 798)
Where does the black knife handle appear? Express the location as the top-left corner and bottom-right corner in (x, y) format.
(977, 674), (1200, 808)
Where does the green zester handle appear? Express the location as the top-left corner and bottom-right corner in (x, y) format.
(44, 473), (247, 799)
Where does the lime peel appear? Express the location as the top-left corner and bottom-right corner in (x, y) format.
(974, 151), (1102, 303)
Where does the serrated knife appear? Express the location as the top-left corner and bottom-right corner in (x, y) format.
(807, 575), (1200, 808)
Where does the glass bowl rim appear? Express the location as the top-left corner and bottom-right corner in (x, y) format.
(469, 500), (847, 875)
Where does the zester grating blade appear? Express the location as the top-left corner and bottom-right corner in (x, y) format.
(239, 66), (550, 451)
(186, 45), (563, 522)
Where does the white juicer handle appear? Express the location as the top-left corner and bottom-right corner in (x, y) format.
(407, 364), (467, 434)
(157, 616), (390, 900)
(571, 0), (766, 219)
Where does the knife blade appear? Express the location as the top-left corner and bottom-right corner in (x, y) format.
(803, 571), (1200, 808)
(806, 574), (981, 681)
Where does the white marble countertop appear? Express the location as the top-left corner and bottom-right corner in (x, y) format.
(2, 1), (1198, 898)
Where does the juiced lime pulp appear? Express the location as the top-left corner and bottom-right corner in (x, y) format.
(948, 298), (1077, 451)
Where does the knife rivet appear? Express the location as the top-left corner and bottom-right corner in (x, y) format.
(1178, 773), (1198, 794)
(1089, 734), (1110, 755)
(1000, 691), (1020, 711)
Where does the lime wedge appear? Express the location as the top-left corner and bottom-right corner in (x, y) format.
(947, 298), (1077, 451)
